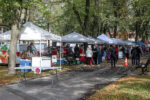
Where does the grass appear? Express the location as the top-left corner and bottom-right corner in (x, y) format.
(88, 75), (150, 100)
(88, 64), (150, 100)
(0, 64), (78, 86)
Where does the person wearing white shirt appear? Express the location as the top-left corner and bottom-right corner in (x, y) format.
(86, 45), (93, 65)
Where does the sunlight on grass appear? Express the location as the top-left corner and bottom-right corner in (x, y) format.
(88, 76), (150, 100)
(0, 65), (77, 86)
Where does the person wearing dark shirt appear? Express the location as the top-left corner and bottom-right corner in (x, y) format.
(74, 44), (80, 58)
(131, 46), (136, 65)
(93, 44), (98, 65)
(74, 44), (80, 64)
(135, 46), (142, 65)
(109, 45), (116, 68)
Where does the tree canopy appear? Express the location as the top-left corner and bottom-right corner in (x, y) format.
(0, 0), (150, 74)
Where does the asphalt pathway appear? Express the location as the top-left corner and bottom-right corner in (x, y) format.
(0, 67), (128, 100)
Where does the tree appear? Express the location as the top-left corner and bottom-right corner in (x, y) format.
(36, 0), (150, 41)
(0, 0), (47, 74)
(130, 0), (150, 41)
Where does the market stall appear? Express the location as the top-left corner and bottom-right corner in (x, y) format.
(0, 22), (61, 69)
(62, 32), (94, 64)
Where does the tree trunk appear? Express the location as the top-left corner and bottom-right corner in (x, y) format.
(135, 21), (139, 42)
(113, 23), (117, 38)
(8, 24), (20, 74)
(93, 0), (99, 38)
(113, 0), (118, 38)
(72, 0), (90, 36)
(83, 0), (90, 35)
(72, 4), (84, 33)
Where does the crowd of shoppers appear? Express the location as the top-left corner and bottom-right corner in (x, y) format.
(56, 43), (147, 67)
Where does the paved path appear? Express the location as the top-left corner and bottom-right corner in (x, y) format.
(0, 67), (128, 100)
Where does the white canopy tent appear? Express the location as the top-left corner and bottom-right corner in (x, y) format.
(111, 38), (125, 45)
(124, 40), (136, 46)
(97, 34), (114, 44)
(62, 32), (91, 43)
(0, 22), (62, 69)
(0, 22), (61, 41)
(87, 36), (105, 44)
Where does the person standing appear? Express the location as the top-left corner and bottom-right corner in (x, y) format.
(131, 46), (136, 65)
(97, 44), (101, 64)
(74, 44), (80, 58)
(115, 45), (118, 62)
(74, 44), (80, 64)
(93, 44), (98, 65)
(135, 46), (142, 65)
(124, 46), (128, 58)
(86, 45), (93, 65)
(27, 42), (37, 59)
(109, 45), (116, 68)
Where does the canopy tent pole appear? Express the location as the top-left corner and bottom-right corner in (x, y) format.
(60, 40), (61, 68)
(40, 34), (42, 68)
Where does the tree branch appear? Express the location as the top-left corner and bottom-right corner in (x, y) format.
(72, 3), (84, 31)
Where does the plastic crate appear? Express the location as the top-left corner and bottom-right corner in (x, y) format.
(57, 59), (64, 64)
(20, 59), (31, 71)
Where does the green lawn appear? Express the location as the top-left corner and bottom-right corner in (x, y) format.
(88, 75), (150, 100)
(88, 64), (150, 100)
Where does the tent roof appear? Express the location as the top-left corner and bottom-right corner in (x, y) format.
(136, 41), (146, 46)
(97, 34), (114, 44)
(87, 36), (105, 44)
(62, 32), (91, 43)
(124, 40), (136, 45)
(111, 38), (125, 45)
(0, 22), (61, 41)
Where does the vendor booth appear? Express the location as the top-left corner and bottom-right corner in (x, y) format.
(62, 32), (93, 64)
(0, 22), (61, 71)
